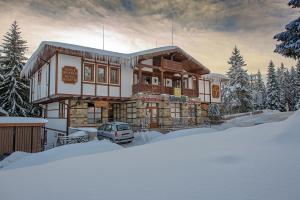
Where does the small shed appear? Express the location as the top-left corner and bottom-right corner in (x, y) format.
(0, 117), (48, 155)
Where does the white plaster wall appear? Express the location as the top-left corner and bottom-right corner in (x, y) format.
(141, 59), (153, 65)
(199, 79), (205, 94)
(110, 86), (119, 97)
(83, 84), (95, 96)
(47, 102), (59, 118)
(49, 55), (56, 96)
(57, 54), (81, 95)
(40, 63), (48, 99)
(121, 66), (133, 97)
(97, 85), (108, 96)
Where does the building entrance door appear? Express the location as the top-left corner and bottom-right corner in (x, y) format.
(146, 103), (158, 128)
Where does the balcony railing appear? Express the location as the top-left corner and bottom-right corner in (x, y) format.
(132, 83), (198, 97)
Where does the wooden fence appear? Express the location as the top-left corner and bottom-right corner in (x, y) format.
(0, 125), (44, 155)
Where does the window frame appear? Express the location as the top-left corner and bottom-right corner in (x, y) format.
(83, 62), (95, 82)
(96, 65), (107, 84)
(109, 67), (120, 85)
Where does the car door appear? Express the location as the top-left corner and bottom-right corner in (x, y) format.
(103, 124), (112, 139)
(97, 124), (105, 139)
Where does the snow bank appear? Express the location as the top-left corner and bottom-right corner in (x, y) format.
(273, 110), (300, 144)
(1, 140), (122, 170)
(0, 111), (300, 200)
(0, 152), (29, 169)
(150, 128), (217, 143)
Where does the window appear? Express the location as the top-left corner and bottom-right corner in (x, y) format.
(143, 76), (151, 84)
(59, 101), (65, 118)
(87, 103), (102, 124)
(110, 68), (119, 84)
(117, 124), (130, 131)
(97, 66), (106, 83)
(170, 103), (181, 119)
(84, 63), (94, 82)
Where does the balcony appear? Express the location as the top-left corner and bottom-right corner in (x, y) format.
(132, 83), (198, 97)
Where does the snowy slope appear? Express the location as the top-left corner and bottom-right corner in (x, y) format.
(0, 111), (300, 200)
(1, 140), (122, 170)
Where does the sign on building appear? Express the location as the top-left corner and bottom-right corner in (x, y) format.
(62, 66), (78, 84)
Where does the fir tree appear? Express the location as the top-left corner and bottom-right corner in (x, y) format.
(223, 46), (253, 113)
(277, 63), (288, 111)
(266, 61), (280, 110)
(252, 70), (267, 110)
(274, 1), (300, 59)
(0, 21), (30, 116)
(287, 66), (298, 110)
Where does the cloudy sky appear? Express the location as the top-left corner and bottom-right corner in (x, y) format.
(0, 0), (298, 74)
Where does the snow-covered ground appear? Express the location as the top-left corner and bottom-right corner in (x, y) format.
(0, 110), (300, 200)
(0, 140), (122, 170)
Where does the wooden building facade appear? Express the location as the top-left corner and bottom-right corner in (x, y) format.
(21, 42), (227, 149)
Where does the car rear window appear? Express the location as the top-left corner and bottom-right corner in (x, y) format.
(117, 124), (130, 131)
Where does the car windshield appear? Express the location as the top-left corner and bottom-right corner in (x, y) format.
(117, 124), (130, 131)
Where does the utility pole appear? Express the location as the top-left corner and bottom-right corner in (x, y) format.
(171, 15), (174, 46)
(102, 25), (105, 50)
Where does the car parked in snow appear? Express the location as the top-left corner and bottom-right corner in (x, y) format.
(97, 122), (134, 143)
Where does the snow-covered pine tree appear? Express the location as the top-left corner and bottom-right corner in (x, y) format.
(0, 21), (30, 116)
(277, 63), (288, 111)
(289, 0), (300, 8)
(208, 103), (222, 122)
(223, 46), (253, 113)
(295, 61), (300, 109)
(253, 70), (267, 110)
(266, 61), (280, 110)
(274, 1), (300, 59)
(287, 66), (297, 110)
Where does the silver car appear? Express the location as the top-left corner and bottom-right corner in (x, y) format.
(97, 122), (134, 143)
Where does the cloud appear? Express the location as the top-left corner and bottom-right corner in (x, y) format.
(0, 0), (297, 74)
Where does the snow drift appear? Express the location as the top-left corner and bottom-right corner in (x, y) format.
(0, 111), (300, 200)
(1, 140), (122, 170)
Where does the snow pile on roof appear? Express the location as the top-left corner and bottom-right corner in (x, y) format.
(1, 111), (300, 200)
(203, 72), (228, 81)
(21, 41), (209, 77)
(1, 140), (122, 170)
(0, 117), (47, 124)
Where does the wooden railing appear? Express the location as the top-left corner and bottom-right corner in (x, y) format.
(132, 83), (198, 97)
(162, 58), (185, 72)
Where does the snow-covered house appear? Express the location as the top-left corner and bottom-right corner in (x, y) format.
(21, 41), (226, 147)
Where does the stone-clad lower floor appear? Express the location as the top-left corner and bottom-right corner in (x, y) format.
(68, 93), (209, 130)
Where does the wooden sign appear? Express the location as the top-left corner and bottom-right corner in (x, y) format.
(173, 87), (181, 97)
(62, 66), (78, 84)
(212, 84), (220, 98)
(95, 101), (109, 108)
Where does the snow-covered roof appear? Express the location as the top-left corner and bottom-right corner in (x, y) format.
(0, 117), (48, 124)
(203, 73), (228, 81)
(21, 41), (210, 77)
